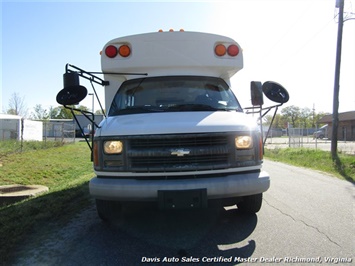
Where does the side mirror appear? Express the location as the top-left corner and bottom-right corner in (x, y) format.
(56, 72), (88, 105)
(250, 81), (264, 106)
(262, 81), (289, 104)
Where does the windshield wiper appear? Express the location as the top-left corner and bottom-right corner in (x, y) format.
(114, 106), (164, 115)
(167, 104), (238, 112)
(166, 104), (217, 111)
(113, 104), (240, 115)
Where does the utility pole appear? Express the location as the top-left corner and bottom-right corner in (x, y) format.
(331, 0), (344, 160)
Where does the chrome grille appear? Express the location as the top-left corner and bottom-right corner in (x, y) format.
(128, 134), (232, 172)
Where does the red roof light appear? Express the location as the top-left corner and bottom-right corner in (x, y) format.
(227, 44), (239, 57)
(105, 45), (117, 58)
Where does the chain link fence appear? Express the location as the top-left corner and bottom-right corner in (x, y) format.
(1, 118), (76, 155)
(288, 128), (315, 148)
(265, 127), (355, 155)
(43, 120), (76, 143)
(0, 123), (19, 140)
(1, 116), (75, 143)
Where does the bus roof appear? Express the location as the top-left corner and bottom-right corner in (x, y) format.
(101, 31), (243, 80)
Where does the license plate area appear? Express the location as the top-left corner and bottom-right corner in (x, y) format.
(158, 189), (207, 210)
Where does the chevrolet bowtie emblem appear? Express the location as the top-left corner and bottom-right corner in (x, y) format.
(171, 149), (191, 157)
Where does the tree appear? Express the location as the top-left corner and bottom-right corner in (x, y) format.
(50, 105), (90, 119)
(31, 104), (49, 120)
(281, 105), (300, 127)
(263, 114), (284, 128)
(281, 105), (300, 128)
(299, 107), (312, 128)
(314, 112), (330, 127)
(95, 109), (106, 115)
(6, 92), (28, 117)
(263, 106), (330, 130)
(50, 106), (73, 119)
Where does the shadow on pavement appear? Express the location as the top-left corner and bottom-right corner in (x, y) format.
(86, 202), (258, 265)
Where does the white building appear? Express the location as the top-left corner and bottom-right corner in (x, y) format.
(0, 114), (43, 141)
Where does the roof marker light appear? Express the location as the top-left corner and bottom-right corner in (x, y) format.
(215, 44), (226, 56)
(105, 45), (117, 58)
(118, 45), (131, 57)
(227, 44), (239, 57)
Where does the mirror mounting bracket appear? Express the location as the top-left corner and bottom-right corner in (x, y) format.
(66, 64), (109, 86)
(246, 81), (290, 148)
(63, 105), (100, 161)
(58, 63), (148, 158)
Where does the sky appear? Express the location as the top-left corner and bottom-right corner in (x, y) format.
(1, 0), (355, 117)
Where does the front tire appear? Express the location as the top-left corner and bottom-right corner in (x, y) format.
(95, 199), (122, 221)
(237, 193), (263, 213)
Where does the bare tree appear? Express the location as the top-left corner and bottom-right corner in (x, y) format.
(6, 92), (28, 117)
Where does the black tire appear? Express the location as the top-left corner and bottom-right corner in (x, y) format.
(237, 193), (263, 213)
(95, 199), (122, 221)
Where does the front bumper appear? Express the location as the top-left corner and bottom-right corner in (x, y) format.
(89, 171), (270, 201)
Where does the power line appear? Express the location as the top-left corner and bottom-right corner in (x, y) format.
(277, 18), (334, 68)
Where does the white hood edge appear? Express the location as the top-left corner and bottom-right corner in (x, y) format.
(96, 111), (258, 137)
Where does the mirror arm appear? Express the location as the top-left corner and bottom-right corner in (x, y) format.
(89, 81), (106, 118)
(260, 103), (283, 118)
(263, 106), (279, 146)
(64, 105), (101, 161)
(65, 63), (148, 87)
(245, 103), (283, 116)
(66, 64), (109, 86)
(245, 102), (284, 146)
(70, 108), (92, 153)
(66, 106), (101, 128)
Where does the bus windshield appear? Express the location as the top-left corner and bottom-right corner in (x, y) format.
(108, 76), (242, 116)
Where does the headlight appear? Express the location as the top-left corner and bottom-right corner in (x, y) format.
(104, 140), (123, 154)
(235, 136), (253, 149)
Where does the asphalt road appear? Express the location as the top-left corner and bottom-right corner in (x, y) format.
(12, 160), (354, 266)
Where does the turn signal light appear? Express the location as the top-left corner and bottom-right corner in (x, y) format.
(215, 44), (227, 56)
(259, 136), (264, 159)
(93, 141), (100, 167)
(118, 45), (131, 57)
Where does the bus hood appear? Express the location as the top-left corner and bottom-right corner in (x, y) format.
(96, 111), (258, 137)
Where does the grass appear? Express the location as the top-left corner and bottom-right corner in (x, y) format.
(0, 139), (64, 157)
(264, 148), (355, 183)
(0, 141), (94, 264)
